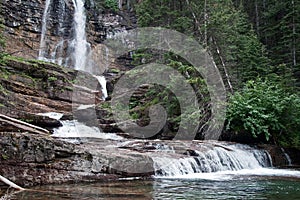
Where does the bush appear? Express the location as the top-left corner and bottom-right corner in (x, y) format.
(226, 78), (300, 148)
(104, 0), (118, 11)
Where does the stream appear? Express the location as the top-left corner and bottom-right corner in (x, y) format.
(3, 170), (300, 199)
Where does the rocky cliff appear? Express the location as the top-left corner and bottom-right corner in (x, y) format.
(0, 55), (104, 130)
(1, 0), (136, 61)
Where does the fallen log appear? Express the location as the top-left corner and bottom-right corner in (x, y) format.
(0, 114), (49, 135)
(0, 175), (25, 190)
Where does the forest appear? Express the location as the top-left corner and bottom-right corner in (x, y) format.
(126, 0), (300, 149)
(0, 0), (300, 149)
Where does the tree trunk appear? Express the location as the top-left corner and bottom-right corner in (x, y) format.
(0, 175), (25, 190)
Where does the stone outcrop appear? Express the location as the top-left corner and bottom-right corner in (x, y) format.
(1, 130), (298, 186)
(0, 56), (103, 129)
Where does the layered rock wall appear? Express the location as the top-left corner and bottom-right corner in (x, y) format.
(0, 0), (135, 61)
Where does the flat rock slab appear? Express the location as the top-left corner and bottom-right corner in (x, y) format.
(0, 131), (296, 187)
(0, 132), (156, 186)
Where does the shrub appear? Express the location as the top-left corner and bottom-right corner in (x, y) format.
(226, 78), (300, 148)
(104, 0), (118, 11)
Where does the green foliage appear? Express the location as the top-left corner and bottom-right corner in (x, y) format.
(136, 0), (194, 34)
(239, 0), (300, 86)
(226, 78), (300, 148)
(104, 0), (118, 11)
(205, 0), (271, 87)
(133, 0), (300, 144)
(0, 19), (5, 60)
(47, 76), (58, 82)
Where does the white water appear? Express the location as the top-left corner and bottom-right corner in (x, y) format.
(38, 0), (52, 60)
(281, 147), (292, 166)
(38, 0), (109, 100)
(51, 40), (65, 65)
(37, 112), (122, 140)
(153, 143), (300, 180)
(38, 0), (66, 64)
(72, 0), (89, 71)
(165, 168), (300, 181)
(37, 112), (64, 120)
(94, 75), (108, 100)
(153, 144), (272, 177)
(52, 120), (103, 138)
(52, 120), (123, 140)
(38, 0), (90, 71)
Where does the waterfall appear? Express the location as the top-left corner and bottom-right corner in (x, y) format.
(38, 0), (90, 71)
(72, 0), (89, 71)
(38, 0), (109, 100)
(153, 143), (272, 177)
(39, 0), (69, 65)
(94, 75), (108, 100)
(281, 147), (292, 166)
(38, 0), (52, 60)
(38, 112), (122, 140)
(50, 0), (66, 66)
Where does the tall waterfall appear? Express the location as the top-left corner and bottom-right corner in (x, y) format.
(38, 0), (51, 60)
(72, 0), (89, 71)
(50, 0), (66, 66)
(38, 0), (90, 71)
(38, 0), (108, 99)
(153, 143), (272, 177)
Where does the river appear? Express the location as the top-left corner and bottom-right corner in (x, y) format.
(3, 168), (300, 199)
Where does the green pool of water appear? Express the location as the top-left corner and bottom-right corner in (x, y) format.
(2, 172), (300, 200)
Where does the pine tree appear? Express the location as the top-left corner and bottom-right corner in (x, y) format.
(241, 0), (300, 86)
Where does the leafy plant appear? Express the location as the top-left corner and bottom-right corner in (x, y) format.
(47, 76), (58, 82)
(226, 78), (300, 148)
(104, 0), (118, 11)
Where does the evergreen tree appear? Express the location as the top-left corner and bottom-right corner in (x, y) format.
(136, 0), (271, 90)
(204, 0), (270, 88)
(240, 0), (300, 86)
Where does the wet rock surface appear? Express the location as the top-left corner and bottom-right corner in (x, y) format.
(0, 132), (180, 186)
(1, 128), (296, 187)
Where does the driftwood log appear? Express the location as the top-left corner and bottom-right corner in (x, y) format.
(0, 175), (25, 190)
(0, 114), (49, 135)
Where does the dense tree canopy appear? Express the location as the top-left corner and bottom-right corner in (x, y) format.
(132, 0), (300, 147)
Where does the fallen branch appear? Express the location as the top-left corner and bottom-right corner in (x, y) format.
(0, 114), (49, 135)
(0, 175), (25, 191)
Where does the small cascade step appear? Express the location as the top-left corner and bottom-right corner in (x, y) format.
(152, 143), (273, 177)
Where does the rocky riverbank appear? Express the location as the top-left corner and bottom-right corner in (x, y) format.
(0, 56), (299, 187)
(1, 130), (298, 187)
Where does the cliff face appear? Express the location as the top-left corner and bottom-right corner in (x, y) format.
(0, 56), (103, 130)
(0, 0), (135, 61)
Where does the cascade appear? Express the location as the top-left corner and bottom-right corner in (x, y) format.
(153, 143), (272, 177)
(38, 0), (52, 60)
(281, 147), (292, 166)
(38, 0), (110, 138)
(39, 0), (90, 69)
(50, 0), (67, 66)
(38, 0), (108, 99)
(38, 112), (122, 140)
(72, 0), (90, 71)
(94, 75), (108, 100)
(39, 0), (72, 66)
